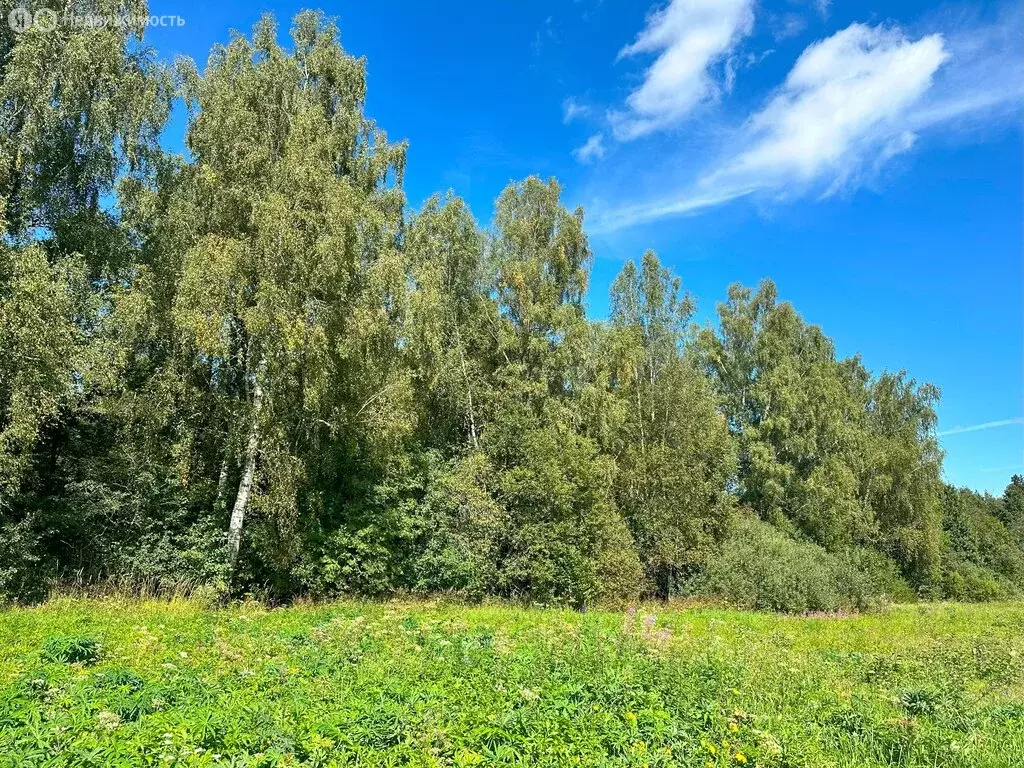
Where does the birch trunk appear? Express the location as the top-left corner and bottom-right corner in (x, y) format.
(214, 446), (230, 513)
(226, 372), (263, 574)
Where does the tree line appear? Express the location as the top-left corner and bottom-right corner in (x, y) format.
(1, 6), (1021, 609)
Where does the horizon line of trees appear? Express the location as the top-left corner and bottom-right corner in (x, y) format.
(2, 3), (1022, 609)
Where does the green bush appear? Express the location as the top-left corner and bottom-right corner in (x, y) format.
(413, 424), (644, 605)
(941, 556), (1017, 602)
(0, 517), (47, 603)
(414, 452), (506, 599)
(486, 424), (643, 604)
(694, 516), (888, 613)
(846, 546), (917, 603)
(939, 486), (1024, 600)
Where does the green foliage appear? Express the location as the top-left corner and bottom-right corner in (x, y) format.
(414, 452), (507, 598)
(696, 516), (892, 613)
(1, 599), (1022, 766)
(414, 427), (643, 604)
(0, 246), (87, 503)
(698, 281), (944, 586)
(605, 252), (736, 595)
(0, 5), (1019, 610)
(484, 422), (642, 603)
(939, 485), (1024, 601)
(41, 635), (101, 665)
(1001, 474), (1024, 537)
(0, 517), (46, 603)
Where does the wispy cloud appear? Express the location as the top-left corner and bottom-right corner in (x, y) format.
(769, 13), (808, 42)
(563, 97), (591, 124)
(573, 134), (607, 163)
(531, 15), (556, 57)
(590, 10), (1024, 232)
(707, 23), (948, 195)
(610, 0), (755, 140)
(980, 463), (1024, 474)
(939, 417), (1024, 437)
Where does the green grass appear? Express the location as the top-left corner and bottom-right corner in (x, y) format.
(1, 599), (1022, 767)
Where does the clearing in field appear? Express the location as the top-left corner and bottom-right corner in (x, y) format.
(0, 600), (1022, 767)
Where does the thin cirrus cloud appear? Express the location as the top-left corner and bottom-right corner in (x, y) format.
(562, 96), (591, 124)
(609, 0), (755, 141)
(591, 13), (1023, 232)
(938, 417), (1024, 437)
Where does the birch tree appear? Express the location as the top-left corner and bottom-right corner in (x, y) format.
(607, 252), (735, 595)
(167, 12), (408, 577)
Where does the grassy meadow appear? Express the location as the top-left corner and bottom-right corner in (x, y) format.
(0, 599), (1022, 767)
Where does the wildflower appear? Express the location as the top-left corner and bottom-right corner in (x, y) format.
(729, 722), (739, 733)
(734, 752), (747, 764)
(708, 744), (717, 755)
(97, 711), (121, 730)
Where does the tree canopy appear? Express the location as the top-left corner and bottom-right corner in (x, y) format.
(1, 7), (1020, 607)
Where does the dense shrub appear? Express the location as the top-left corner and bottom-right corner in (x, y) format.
(939, 485), (1024, 600)
(941, 555), (1019, 601)
(0, 517), (48, 603)
(846, 546), (917, 603)
(695, 516), (888, 613)
(415, 425), (644, 604)
(414, 452), (506, 598)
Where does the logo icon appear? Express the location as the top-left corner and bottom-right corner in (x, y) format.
(8, 7), (31, 33)
(33, 8), (56, 32)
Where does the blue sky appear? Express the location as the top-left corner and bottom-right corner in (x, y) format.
(147, 0), (1023, 494)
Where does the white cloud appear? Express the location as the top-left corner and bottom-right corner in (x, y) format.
(563, 97), (590, 124)
(939, 417), (1024, 437)
(593, 19), (1015, 231)
(707, 23), (949, 193)
(573, 134), (606, 163)
(610, 0), (755, 140)
(586, 6), (1024, 233)
(770, 13), (808, 41)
